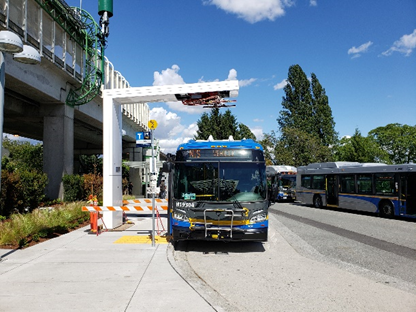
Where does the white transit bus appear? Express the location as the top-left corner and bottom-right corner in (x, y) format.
(296, 162), (416, 219)
(266, 165), (297, 202)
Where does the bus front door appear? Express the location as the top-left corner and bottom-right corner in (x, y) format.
(326, 175), (338, 207)
(406, 173), (416, 216)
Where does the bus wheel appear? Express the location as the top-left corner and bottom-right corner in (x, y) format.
(379, 201), (394, 218)
(313, 195), (323, 208)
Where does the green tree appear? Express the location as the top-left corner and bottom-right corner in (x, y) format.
(1, 138), (47, 216)
(258, 131), (280, 165)
(333, 129), (389, 163)
(2, 138), (43, 172)
(278, 65), (313, 134)
(237, 123), (256, 140)
(275, 128), (332, 166)
(77, 155), (103, 175)
(273, 65), (337, 165)
(368, 123), (416, 164)
(194, 108), (256, 140)
(310, 73), (337, 146)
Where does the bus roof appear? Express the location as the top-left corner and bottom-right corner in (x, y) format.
(298, 162), (414, 174)
(177, 138), (263, 151)
(266, 165), (297, 175)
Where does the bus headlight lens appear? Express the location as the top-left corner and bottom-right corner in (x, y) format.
(250, 213), (267, 223)
(173, 211), (188, 221)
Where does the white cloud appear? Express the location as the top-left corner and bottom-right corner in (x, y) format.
(157, 123), (199, 154)
(253, 118), (264, 122)
(273, 79), (288, 90)
(239, 78), (257, 87)
(347, 41), (373, 58)
(150, 107), (184, 138)
(226, 68), (256, 87)
(310, 0), (317, 6)
(204, 0), (294, 23)
(250, 127), (264, 140)
(150, 107), (197, 154)
(227, 68), (238, 80)
(153, 64), (185, 86)
(382, 29), (416, 56)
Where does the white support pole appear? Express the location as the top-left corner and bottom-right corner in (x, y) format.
(102, 95), (123, 229)
(0, 53), (4, 190)
(151, 129), (155, 247)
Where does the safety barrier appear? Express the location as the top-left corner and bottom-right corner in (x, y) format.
(82, 199), (168, 212)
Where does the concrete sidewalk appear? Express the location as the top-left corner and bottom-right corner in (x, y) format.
(0, 213), (215, 312)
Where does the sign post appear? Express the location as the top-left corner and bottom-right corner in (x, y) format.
(148, 120), (158, 247)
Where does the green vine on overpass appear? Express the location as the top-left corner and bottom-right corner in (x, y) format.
(66, 8), (104, 106)
(35, 0), (104, 106)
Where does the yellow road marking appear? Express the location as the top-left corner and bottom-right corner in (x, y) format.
(114, 235), (168, 244)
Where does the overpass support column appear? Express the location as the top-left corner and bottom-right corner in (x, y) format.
(42, 104), (74, 200)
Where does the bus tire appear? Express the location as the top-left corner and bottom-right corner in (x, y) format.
(379, 201), (394, 218)
(313, 195), (323, 208)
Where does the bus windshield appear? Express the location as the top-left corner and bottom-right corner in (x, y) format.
(174, 162), (267, 202)
(280, 176), (296, 189)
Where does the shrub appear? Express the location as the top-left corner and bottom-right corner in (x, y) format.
(83, 173), (103, 201)
(62, 174), (84, 202)
(0, 169), (47, 216)
(0, 202), (89, 247)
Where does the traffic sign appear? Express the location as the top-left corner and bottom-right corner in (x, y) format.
(148, 120), (158, 130)
(136, 131), (151, 146)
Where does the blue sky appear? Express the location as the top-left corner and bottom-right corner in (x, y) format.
(67, 0), (416, 154)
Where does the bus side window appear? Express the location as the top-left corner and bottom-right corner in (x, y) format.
(301, 175), (311, 189)
(312, 175), (325, 190)
(357, 174), (372, 194)
(340, 175), (355, 193)
(375, 173), (395, 195)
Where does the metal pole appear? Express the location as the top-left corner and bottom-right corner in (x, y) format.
(0, 52), (5, 190)
(151, 129), (155, 247)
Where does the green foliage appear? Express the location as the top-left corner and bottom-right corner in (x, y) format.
(78, 155), (103, 175)
(0, 170), (48, 216)
(368, 123), (416, 164)
(0, 202), (89, 248)
(194, 108), (256, 140)
(275, 128), (332, 166)
(20, 170), (48, 209)
(1, 138), (48, 217)
(62, 174), (84, 202)
(2, 138), (43, 172)
(278, 65), (337, 145)
(333, 129), (389, 163)
(270, 65), (337, 166)
(278, 65), (314, 133)
(258, 131), (281, 165)
(310, 73), (338, 146)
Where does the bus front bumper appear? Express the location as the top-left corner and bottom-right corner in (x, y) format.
(171, 225), (268, 242)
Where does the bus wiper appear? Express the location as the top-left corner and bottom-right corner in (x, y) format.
(233, 199), (243, 209)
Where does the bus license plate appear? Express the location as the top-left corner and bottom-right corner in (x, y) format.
(175, 202), (196, 208)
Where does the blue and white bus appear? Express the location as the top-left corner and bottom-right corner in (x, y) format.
(266, 165), (297, 202)
(162, 137), (268, 245)
(296, 162), (416, 219)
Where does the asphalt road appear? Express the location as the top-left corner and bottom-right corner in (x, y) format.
(270, 202), (416, 291)
(170, 202), (416, 312)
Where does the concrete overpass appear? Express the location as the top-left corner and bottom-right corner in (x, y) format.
(0, 0), (150, 199)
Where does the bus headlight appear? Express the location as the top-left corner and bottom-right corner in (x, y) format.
(173, 211), (188, 221)
(250, 213), (267, 223)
